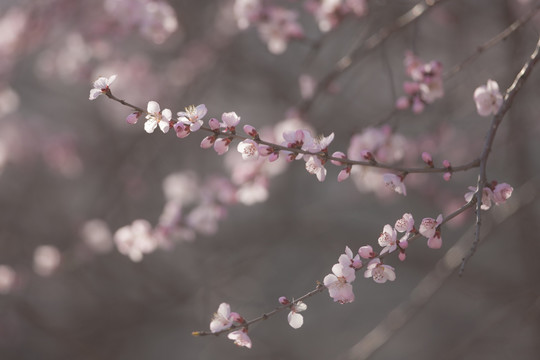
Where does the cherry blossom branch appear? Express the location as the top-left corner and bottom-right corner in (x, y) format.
(344, 179), (539, 360)
(444, 2), (540, 79)
(191, 199), (475, 339)
(192, 283), (326, 337)
(297, 0), (450, 114)
(102, 89), (479, 177)
(460, 36), (540, 275)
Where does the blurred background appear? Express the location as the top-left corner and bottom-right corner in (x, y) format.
(0, 0), (539, 359)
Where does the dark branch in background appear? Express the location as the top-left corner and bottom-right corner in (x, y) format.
(297, 0), (451, 114)
(460, 36), (540, 275)
(444, 2), (540, 79)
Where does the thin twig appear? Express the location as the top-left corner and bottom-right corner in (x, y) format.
(460, 36), (540, 275)
(444, 2), (540, 79)
(297, 0), (450, 114)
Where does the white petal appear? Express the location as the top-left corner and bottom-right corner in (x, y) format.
(93, 77), (108, 89)
(288, 312), (304, 329)
(144, 119), (157, 133)
(89, 89), (102, 100)
(107, 74), (117, 85)
(159, 121), (170, 134)
(162, 108), (172, 121)
(147, 101), (160, 114)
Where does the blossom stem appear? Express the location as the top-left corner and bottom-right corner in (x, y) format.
(460, 36), (540, 275)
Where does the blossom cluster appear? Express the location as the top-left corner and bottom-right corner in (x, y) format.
(464, 181), (513, 210)
(208, 303), (251, 348)
(396, 51), (444, 113)
(323, 212), (450, 303)
(234, 0), (304, 54)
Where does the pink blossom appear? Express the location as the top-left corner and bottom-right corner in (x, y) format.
(114, 219), (158, 262)
(288, 301), (307, 329)
(228, 328), (252, 348)
(237, 139), (259, 160)
(234, 0), (262, 30)
(378, 224), (397, 255)
(236, 177), (269, 205)
(221, 112), (241, 129)
(307, 132), (334, 153)
(305, 156), (327, 182)
(383, 173), (407, 196)
(214, 138), (232, 155)
(464, 186), (493, 210)
(89, 74), (116, 100)
(419, 214), (443, 239)
(364, 258), (396, 284)
(33, 245), (61, 276)
(492, 183), (513, 204)
(339, 246), (362, 269)
(395, 213), (414, 233)
(144, 100), (171, 134)
(177, 104), (207, 132)
(323, 263), (355, 304)
(210, 303), (237, 333)
(474, 79), (503, 116)
(398, 252), (406, 261)
(81, 219), (113, 254)
(396, 96), (410, 109)
(257, 7), (303, 54)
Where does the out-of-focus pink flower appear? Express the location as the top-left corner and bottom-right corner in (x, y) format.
(383, 173), (407, 196)
(114, 219), (158, 262)
(257, 7), (303, 54)
(81, 219), (114, 254)
(0, 265), (16, 294)
(234, 0), (262, 29)
(492, 183), (513, 204)
(474, 79), (503, 116)
(33, 245), (61, 277)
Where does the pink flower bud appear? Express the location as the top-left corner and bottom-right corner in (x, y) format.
(360, 150), (373, 161)
(174, 123), (190, 138)
(427, 233), (442, 249)
(268, 152), (279, 162)
(330, 151), (346, 166)
(279, 296), (290, 305)
(421, 151), (433, 166)
(398, 252), (406, 261)
(243, 124), (258, 137)
(126, 112), (140, 124)
(442, 159), (451, 168)
(399, 238), (409, 249)
(443, 172), (451, 181)
(358, 245), (375, 259)
(208, 118), (220, 130)
(337, 168), (351, 182)
(200, 136), (216, 149)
